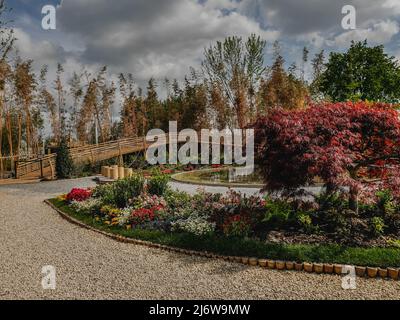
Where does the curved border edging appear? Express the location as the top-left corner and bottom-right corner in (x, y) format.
(44, 199), (400, 281)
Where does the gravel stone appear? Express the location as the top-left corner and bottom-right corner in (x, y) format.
(0, 177), (399, 300)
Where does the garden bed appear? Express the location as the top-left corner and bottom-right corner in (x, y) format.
(47, 197), (400, 269)
(46, 170), (400, 274)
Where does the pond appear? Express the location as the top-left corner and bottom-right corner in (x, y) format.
(171, 167), (264, 187)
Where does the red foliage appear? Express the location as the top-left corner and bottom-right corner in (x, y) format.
(253, 102), (400, 206)
(222, 214), (251, 237)
(66, 188), (92, 202)
(130, 205), (164, 225)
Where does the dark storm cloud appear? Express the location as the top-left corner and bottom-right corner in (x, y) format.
(239, 0), (400, 35)
(55, 0), (279, 80)
(11, 0), (400, 85)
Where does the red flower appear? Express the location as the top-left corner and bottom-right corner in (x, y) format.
(66, 188), (92, 202)
(130, 207), (156, 225)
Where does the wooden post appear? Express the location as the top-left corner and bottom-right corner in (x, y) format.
(90, 150), (95, 164)
(118, 142), (123, 166)
(15, 159), (18, 179)
(110, 166), (119, 180)
(118, 167), (125, 179)
(105, 166), (111, 178)
(40, 158), (44, 179)
(49, 159), (55, 180)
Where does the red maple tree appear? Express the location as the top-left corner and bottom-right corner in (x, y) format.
(253, 102), (400, 212)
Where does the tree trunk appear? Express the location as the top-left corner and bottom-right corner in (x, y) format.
(6, 112), (13, 171)
(17, 113), (22, 158)
(349, 185), (359, 214)
(348, 168), (359, 214)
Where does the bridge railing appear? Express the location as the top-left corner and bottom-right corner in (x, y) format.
(13, 133), (247, 179)
(15, 154), (56, 179)
(15, 136), (149, 179)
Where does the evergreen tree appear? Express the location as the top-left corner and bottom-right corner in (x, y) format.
(55, 138), (74, 179)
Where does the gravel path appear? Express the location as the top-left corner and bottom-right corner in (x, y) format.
(0, 177), (399, 300)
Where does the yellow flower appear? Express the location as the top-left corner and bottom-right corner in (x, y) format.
(57, 194), (67, 201)
(104, 221), (110, 225)
(126, 225), (132, 230)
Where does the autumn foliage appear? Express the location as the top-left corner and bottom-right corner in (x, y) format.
(253, 102), (400, 211)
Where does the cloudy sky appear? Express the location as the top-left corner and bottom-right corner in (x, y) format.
(6, 0), (400, 88)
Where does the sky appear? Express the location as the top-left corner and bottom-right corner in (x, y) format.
(5, 0), (400, 91)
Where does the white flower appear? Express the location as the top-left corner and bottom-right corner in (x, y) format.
(70, 198), (102, 214)
(171, 216), (215, 236)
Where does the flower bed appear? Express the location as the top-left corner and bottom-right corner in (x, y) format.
(50, 172), (400, 268)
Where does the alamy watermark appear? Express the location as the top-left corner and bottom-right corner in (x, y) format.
(41, 5), (56, 30)
(41, 265), (56, 290)
(145, 121), (254, 176)
(341, 265), (357, 290)
(342, 5), (356, 30)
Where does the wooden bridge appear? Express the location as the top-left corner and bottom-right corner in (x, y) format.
(1, 131), (250, 181)
(11, 136), (149, 180)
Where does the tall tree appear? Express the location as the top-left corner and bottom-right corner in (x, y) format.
(0, 0), (14, 175)
(319, 40), (400, 102)
(145, 78), (162, 129)
(77, 76), (97, 143)
(68, 72), (83, 140)
(0, 0), (13, 60)
(202, 34), (266, 128)
(119, 73), (138, 137)
(13, 58), (37, 155)
(301, 46), (309, 82)
(38, 65), (58, 144)
(258, 42), (308, 111)
(309, 50), (325, 101)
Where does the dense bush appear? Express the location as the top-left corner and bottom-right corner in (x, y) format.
(147, 172), (170, 196)
(93, 175), (145, 208)
(253, 101), (400, 213)
(55, 138), (74, 179)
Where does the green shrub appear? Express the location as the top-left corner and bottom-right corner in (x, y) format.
(55, 138), (74, 179)
(297, 212), (317, 234)
(113, 175), (145, 208)
(163, 189), (191, 211)
(92, 183), (115, 205)
(387, 239), (400, 248)
(147, 173), (170, 196)
(263, 197), (294, 228)
(92, 175), (145, 208)
(376, 189), (396, 216)
(370, 216), (385, 237)
(315, 191), (347, 211)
